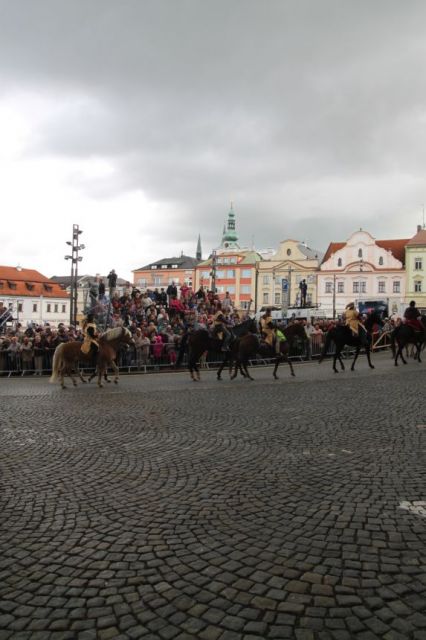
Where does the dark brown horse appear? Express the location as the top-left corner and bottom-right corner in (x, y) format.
(231, 322), (308, 380)
(187, 317), (258, 381)
(50, 327), (134, 389)
(318, 312), (382, 373)
(391, 316), (426, 365)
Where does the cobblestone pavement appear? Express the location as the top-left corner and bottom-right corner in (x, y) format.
(1, 353), (425, 640)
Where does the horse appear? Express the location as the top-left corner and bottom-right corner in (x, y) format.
(50, 327), (134, 389)
(391, 316), (426, 365)
(187, 317), (258, 381)
(230, 322), (308, 380)
(318, 311), (382, 373)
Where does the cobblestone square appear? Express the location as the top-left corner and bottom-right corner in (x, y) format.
(1, 354), (425, 639)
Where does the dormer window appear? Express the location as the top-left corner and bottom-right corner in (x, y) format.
(161, 264), (168, 269)
(151, 265), (157, 270)
(7, 281), (17, 289)
(25, 282), (34, 291)
(378, 256), (384, 266)
(171, 264), (178, 268)
(43, 284), (52, 292)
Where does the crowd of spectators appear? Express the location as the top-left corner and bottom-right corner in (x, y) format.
(0, 282), (401, 374)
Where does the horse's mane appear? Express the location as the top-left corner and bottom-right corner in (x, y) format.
(103, 327), (131, 341)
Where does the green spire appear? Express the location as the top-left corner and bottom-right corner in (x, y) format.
(221, 202), (239, 248)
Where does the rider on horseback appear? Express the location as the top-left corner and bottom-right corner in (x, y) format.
(403, 300), (424, 333)
(260, 308), (281, 354)
(81, 313), (99, 367)
(213, 305), (232, 352)
(345, 302), (368, 346)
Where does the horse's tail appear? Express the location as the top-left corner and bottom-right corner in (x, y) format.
(49, 343), (65, 383)
(319, 329), (333, 363)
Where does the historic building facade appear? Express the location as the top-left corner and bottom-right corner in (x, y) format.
(255, 239), (323, 312)
(318, 230), (408, 316)
(194, 206), (262, 310)
(405, 225), (426, 311)
(0, 266), (69, 327)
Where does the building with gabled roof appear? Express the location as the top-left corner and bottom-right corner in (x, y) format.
(0, 265), (69, 328)
(318, 230), (408, 317)
(132, 250), (202, 293)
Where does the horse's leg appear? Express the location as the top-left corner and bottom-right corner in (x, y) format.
(273, 356), (279, 380)
(333, 349), (339, 373)
(243, 358), (254, 380)
(217, 353), (227, 380)
(109, 360), (119, 384)
(366, 345), (374, 369)
(416, 342), (422, 363)
(287, 355), (295, 377)
(399, 343), (407, 365)
(351, 346), (360, 371)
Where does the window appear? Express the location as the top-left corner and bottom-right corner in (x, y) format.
(378, 256), (384, 266)
(25, 282), (34, 291)
(151, 265), (157, 270)
(337, 282), (344, 293)
(0, 281), (3, 289)
(240, 301), (251, 309)
(325, 282), (333, 294)
(360, 282), (367, 294)
(230, 257), (237, 264)
(43, 284), (52, 292)
(171, 264), (178, 269)
(226, 270), (235, 278)
(263, 292), (269, 304)
(226, 285), (235, 294)
(18, 303), (23, 313)
(287, 248), (291, 256)
(378, 281), (386, 293)
(415, 280), (422, 292)
(337, 258), (342, 267)
(7, 281), (17, 289)
(241, 269), (252, 278)
(47, 303), (51, 312)
(216, 270), (225, 279)
(153, 276), (162, 286)
(201, 271), (210, 279)
(415, 258), (423, 270)
(275, 293), (281, 305)
(223, 257), (230, 264)
(358, 248), (363, 258)
(54, 304), (58, 313)
(62, 304), (66, 313)
(33, 303), (37, 312)
(393, 281), (400, 294)
(241, 285), (251, 294)
(353, 282), (359, 293)
(263, 275), (270, 285)
(138, 278), (147, 288)
(161, 264), (168, 269)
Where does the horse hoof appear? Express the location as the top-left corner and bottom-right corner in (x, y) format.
(291, 372), (295, 377)
(334, 370), (338, 374)
(114, 380), (118, 384)
(106, 379), (111, 383)
(370, 365), (375, 369)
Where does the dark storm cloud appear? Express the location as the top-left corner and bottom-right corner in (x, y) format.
(1, 0), (426, 270)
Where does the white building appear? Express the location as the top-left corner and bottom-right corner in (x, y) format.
(318, 230), (408, 317)
(0, 266), (69, 328)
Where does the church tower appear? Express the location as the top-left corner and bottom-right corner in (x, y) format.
(196, 234), (202, 261)
(221, 203), (240, 250)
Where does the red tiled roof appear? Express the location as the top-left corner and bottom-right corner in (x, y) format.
(0, 266), (69, 299)
(321, 239), (409, 265)
(322, 242), (345, 263)
(406, 228), (426, 246)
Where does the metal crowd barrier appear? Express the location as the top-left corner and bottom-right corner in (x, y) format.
(0, 331), (393, 377)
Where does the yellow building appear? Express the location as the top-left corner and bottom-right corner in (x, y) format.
(256, 240), (323, 312)
(405, 225), (426, 312)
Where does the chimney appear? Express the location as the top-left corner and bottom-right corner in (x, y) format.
(417, 224), (422, 233)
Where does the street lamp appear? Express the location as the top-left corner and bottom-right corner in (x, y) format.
(210, 250), (217, 294)
(65, 224), (84, 326)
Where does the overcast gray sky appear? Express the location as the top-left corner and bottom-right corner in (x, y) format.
(1, 0), (425, 280)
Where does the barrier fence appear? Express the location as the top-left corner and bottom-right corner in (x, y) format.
(0, 331), (393, 377)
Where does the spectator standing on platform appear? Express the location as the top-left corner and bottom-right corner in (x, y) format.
(98, 279), (105, 300)
(299, 279), (308, 307)
(107, 269), (117, 298)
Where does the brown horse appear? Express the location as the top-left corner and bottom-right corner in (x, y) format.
(231, 322), (308, 380)
(187, 317), (258, 381)
(50, 327), (134, 389)
(391, 315), (426, 365)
